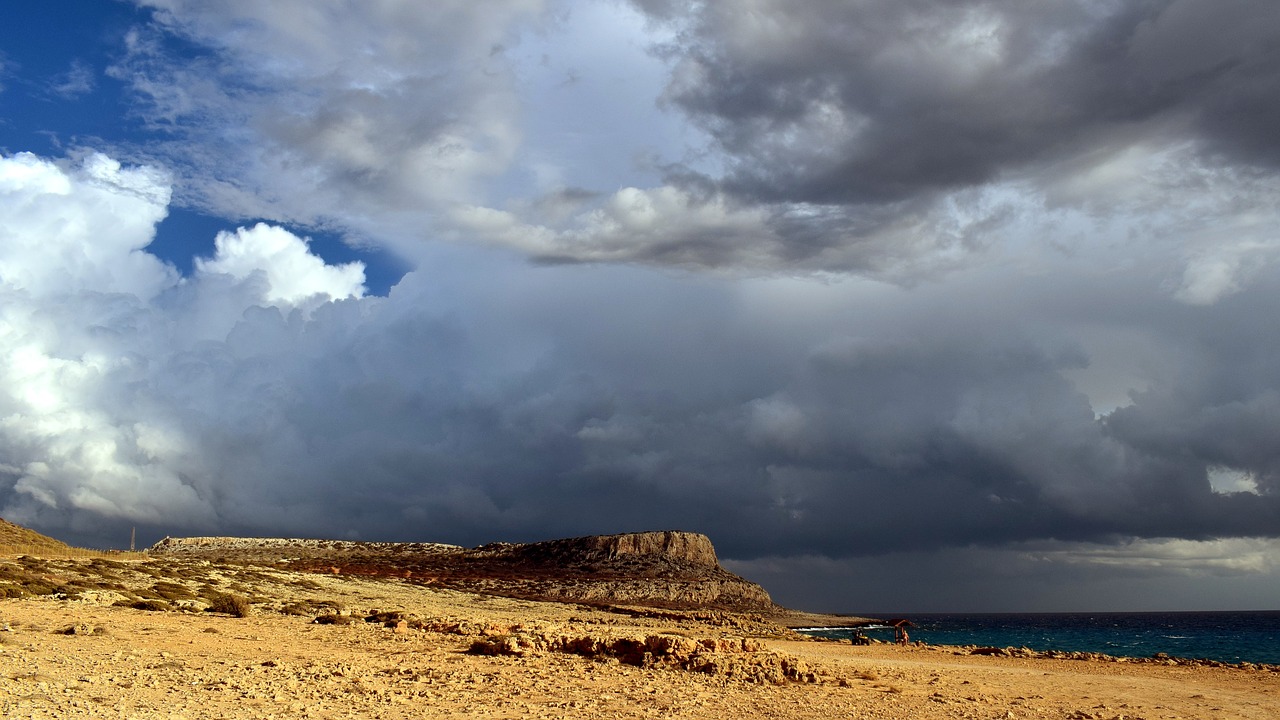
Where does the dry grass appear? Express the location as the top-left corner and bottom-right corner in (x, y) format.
(124, 599), (172, 612)
(0, 517), (146, 560)
(0, 544), (145, 560)
(207, 593), (252, 618)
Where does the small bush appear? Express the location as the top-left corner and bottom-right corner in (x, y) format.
(281, 602), (310, 616)
(22, 582), (58, 596)
(365, 610), (405, 624)
(207, 593), (252, 618)
(313, 614), (354, 625)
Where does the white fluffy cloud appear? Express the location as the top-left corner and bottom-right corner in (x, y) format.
(195, 223), (365, 307)
(0, 152), (366, 530)
(0, 152), (175, 300)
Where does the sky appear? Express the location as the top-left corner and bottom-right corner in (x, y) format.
(1, 0), (1279, 614)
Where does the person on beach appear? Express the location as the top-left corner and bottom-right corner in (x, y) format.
(893, 620), (911, 645)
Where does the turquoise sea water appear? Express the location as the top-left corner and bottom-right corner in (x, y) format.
(797, 611), (1280, 665)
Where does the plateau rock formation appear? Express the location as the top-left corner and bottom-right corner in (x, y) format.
(150, 530), (777, 613)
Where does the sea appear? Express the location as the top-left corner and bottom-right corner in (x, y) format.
(796, 611), (1280, 666)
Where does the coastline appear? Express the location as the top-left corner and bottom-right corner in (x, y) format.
(795, 610), (1280, 667)
(3, 575), (1278, 719)
(804, 633), (1280, 673)
(767, 609), (884, 629)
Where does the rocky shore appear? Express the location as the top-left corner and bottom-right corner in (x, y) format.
(4, 586), (1278, 719)
(2, 522), (1277, 718)
(959, 643), (1280, 672)
(0, 549), (1276, 718)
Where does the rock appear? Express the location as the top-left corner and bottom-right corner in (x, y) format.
(148, 530), (778, 614)
(467, 629), (823, 685)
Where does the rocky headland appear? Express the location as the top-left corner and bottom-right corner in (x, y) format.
(148, 530), (848, 627)
(3, 520), (1278, 719)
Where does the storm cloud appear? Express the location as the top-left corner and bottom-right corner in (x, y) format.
(3, 1), (1280, 610)
(640, 0), (1280, 202)
(5, 151), (1280, 558)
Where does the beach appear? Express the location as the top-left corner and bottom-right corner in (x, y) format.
(3, 572), (1277, 720)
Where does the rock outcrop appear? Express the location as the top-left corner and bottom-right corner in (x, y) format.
(149, 535), (461, 559)
(532, 531), (722, 568)
(150, 530), (777, 614)
(467, 630), (824, 685)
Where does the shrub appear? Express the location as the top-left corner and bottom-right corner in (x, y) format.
(22, 582), (58, 596)
(207, 593), (252, 618)
(314, 614), (354, 625)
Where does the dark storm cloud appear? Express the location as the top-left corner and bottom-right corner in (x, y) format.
(24, 236), (1280, 560)
(635, 0), (1280, 205)
(8, 3), (1280, 612)
(5, 151), (1278, 559)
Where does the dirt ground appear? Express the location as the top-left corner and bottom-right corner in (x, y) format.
(2, 565), (1276, 720)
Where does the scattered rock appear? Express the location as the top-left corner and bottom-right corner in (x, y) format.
(469, 630), (823, 685)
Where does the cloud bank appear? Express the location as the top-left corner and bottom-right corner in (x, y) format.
(5, 1), (1280, 609)
(3, 152), (1278, 575)
(102, 0), (1280, 287)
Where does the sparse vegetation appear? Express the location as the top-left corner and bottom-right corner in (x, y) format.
(150, 581), (196, 602)
(314, 613), (355, 625)
(207, 593), (252, 618)
(125, 599), (172, 612)
(282, 598), (343, 616)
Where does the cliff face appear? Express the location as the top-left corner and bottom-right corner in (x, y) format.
(150, 530), (774, 613)
(582, 531), (719, 567)
(488, 531), (720, 572)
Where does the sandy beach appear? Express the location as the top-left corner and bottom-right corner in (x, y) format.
(2, 565), (1276, 720)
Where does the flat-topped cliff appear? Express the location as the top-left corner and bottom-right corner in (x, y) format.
(149, 530), (776, 613)
(579, 530), (720, 566)
(472, 531), (721, 572)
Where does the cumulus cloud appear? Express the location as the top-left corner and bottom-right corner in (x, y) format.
(195, 223), (365, 307)
(0, 152), (175, 299)
(0, 152), (369, 534)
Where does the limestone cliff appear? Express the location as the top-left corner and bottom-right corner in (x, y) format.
(149, 530), (775, 613)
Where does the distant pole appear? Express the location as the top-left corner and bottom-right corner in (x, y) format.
(130, 527), (136, 552)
